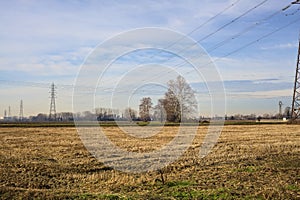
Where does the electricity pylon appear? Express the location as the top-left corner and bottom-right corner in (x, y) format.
(19, 100), (23, 121)
(291, 38), (300, 121)
(49, 83), (57, 121)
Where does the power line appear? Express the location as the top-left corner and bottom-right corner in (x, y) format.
(167, 0), (270, 61)
(0, 0), (271, 92)
(217, 17), (300, 59)
(207, 7), (286, 52)
(131, 2), (293, 85)
(284, 6), (300, 16)
(185, 0), (242, 37)
(1, 1), (299, 103)
(96, 16), (300, 98)
(145, 1), (300, 84)
(100, 0), (271, 87)
(197, 0), (269, 43)
(0, 11), (299, 97)
(176, 16), (300, 77)
(0, 12), (298, 97)
(161, 0), (242, 50)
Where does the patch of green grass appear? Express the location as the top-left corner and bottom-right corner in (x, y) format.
(209, 188), (232, 199)
(171, 188), (233, 200)
(74, 193), (98, 199)
(286, 184), (300, 192)
(136, 121), (150, 126)
(244, 166), (256, 173)
(166, 180), (194, 187)
(0, 122), (75, 128)
(235, 166), (258, 173)
(172, 190), (193, 199)
(158, 182), (239, 199)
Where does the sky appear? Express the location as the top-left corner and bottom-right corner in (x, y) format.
(1, 0), (300, 117)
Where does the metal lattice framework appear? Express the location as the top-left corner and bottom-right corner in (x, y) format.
(19, 99), (23, 121)
(49, 83), (57, 120)
(291, 39), (300, 121)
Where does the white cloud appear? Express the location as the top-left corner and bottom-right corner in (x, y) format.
(0, 0), (299, 116)
(0, 46), (94, 77)
(214, 56), (296, 83)
(260, 42), (299, 50)
(228, 89), (292, 99)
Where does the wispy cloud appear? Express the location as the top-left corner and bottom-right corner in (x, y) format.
(260, 42), (298, 50)
(0, 0), (299, 116)
(228, 89), (292, 99)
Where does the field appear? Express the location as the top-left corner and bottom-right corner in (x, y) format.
(0, 124), (299, 199)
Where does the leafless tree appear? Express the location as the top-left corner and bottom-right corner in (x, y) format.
(139, 97), (152, 122)
(124, 107), (137, 121)
(153, 99), (166, 123)
(162, 76), (197, 122)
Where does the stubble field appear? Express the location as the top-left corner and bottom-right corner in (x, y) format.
(0, 124), (299, 199)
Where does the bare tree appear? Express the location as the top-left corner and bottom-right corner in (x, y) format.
(124, 107), (137, 121)
(95, 107), (119, 121)
(82, 111), (96, 121)
(153, 99), (166, 123)
(162, 76), (197, 122)
(283, 106), (291, 118)
(58, 112), (74, 121)
(139, 97), (152, 122)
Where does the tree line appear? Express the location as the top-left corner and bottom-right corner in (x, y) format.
(2, 75), (291, 123)
(135, 75), (198, 122)
(78, 75), (198, 123)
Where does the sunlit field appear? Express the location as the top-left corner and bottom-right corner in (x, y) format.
(0, 125), (299, 199)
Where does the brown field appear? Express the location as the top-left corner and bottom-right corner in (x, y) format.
(0, 125), (299, 199)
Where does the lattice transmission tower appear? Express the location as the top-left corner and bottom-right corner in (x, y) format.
(8, 106), (11, 119)
(49, 83), (57, 120)
(19, 99), (23, 121)
(279, 101), (283, 117)
(291, 37), (300, 121)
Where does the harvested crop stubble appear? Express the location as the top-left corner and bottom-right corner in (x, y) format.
(0, 125), (299, 199)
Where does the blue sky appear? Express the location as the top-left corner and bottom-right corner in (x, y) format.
(0, 0), (300, 117)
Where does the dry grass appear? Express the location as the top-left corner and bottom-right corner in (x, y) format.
(0, 125), (299, 199)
